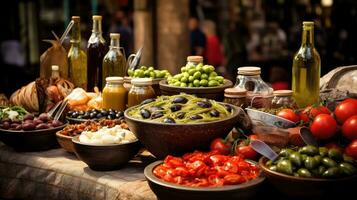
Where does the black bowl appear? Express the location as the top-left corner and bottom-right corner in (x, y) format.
(124, 103), (240, 159)
(72, 136), (141, 171)
(0, 123), (67, 152)
(145, 160), (265, 200)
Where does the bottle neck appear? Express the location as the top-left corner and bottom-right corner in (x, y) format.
(301, 26), (314, 46)
(92, 19), (103, 35)
(110, 38), (120, 49)
(70, 20), (81, 45)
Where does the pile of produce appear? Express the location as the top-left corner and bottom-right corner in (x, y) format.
(128, 94), (233, 123)
(65, 88), (102, 110)
(67, 109), (124, 120)
(153, 151), (260, 187)
(0, 106), (28, 121)
(266, 145), (357, 178)
(167, 63), (224, 87)
(128, 66), (170, 79)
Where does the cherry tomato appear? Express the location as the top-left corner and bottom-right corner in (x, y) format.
(345, 139), (357, 160)
(210, 138), (231, 155)
(277, 109), (300, 123)
(310, 114), (337, 140)
(249, 134), (258, 140)
(325, 143), (344, 153)
(334, 98), (357, 124)
(299, 111), (310, 123)
(308, 105), (331, 118)
(342, 115), (357, 140)
(235, 145), (257, 160)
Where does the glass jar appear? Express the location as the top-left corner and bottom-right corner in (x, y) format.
(223, 88), (247, 108)
(271, 90), (297, 109)
(234, 66), (273, 108)
(102, 77), (127, 111)
(186, 56), (203, 66)
(128, 78), (156, 107)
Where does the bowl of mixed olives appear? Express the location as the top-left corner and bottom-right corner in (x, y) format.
(66, 109), (124, 124)
(259, 145), (357, 198)
(124, 94), (240, 159)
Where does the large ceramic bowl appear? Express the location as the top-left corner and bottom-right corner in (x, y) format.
(124, 103), (240, 159)
(159, 79), (233, 101)
(72, 136), (141, 171)
(259, 157), (357, 198)
(0, 123), (67, 152)
(145, 160), (265, 200)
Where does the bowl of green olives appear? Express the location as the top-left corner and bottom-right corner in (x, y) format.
(124, 94), (240, 159)
(259, 145), (357, 198)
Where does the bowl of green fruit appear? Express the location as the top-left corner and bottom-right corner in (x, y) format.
(126, 66), (171, 95)
(159, 64), (232, 101)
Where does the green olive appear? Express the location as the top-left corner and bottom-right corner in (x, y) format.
(277, 159), (293, 175)
(322, 157), (337, 168)
(269, 165), (277, 171)
(328, 148), (343, 161)
(279, 149), (294, 157)
(319, 147), (328, 157)
(193, 71), (201, 79)
(313, 155), (322, 165)
(297, 168), (312, 178)
(208, 80), (219, 87)
(322, 167), (340, 178)
(304, 156), (319, 169)
(343, 154), (355, 164)
(289, 152), (302, 167)
(338, 162), (357, 176)
(200, 79), (208, 87)
(299, 145), (319, 156)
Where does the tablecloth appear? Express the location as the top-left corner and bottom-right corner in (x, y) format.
(0, 142), (157, 200)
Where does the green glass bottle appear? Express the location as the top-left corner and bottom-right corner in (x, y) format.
(68, 16), (87, 90)
(292, 21), (321, 108)
(102, 33), (127, 87)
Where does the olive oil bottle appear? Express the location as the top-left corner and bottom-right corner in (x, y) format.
(68, 16), (87, 90)
(292, 21), (321, 108)
(102, 33), (127, 87)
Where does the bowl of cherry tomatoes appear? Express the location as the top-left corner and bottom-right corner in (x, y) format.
(144, 151), (265, 200)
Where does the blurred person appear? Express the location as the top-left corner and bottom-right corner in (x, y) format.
(202, 20), (224, 67)
(188, 17), (206, 56)
(109, 10), (133, 56)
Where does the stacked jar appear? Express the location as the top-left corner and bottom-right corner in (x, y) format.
(271, 90), (297, 109)
(223, 88), (247, 108)
(128, 78), (156, 107)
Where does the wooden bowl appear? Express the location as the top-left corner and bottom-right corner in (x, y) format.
(145, 160), (265, 200)
(259, 157), (357, 198)
(72, 136), (141, 171)
(0, 123), (67, 152)
(159, 79), (233, 101)
(124, 103), (240, 159)
(55, 131), (75, 153)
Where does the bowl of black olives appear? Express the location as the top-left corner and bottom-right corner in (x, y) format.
(66, 109), (124, 124)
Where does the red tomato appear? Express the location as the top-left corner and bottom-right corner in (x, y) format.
(345, 139), (357, 160)
(277, 109), (300, 123)
(310, 114), (337, 140)
(299, 111), (310, 123)
(308, 105), (331, 118)
(235, 145), (257, 160)
(334, 98), (357, 124)
(210, 138), (231, 155)
(249, 134), (258, 140)
(325, 143), (344, 153)
(342, 115), (357, 140)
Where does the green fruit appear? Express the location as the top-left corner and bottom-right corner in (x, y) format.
(203, 65), (214, 73)
(174, 82), (181, 87)
(297, 168), (312, 178)
(269, 165), (277, 171)
(148, 66), (154, 71)
(266, 160), (273, 167)
(193, 71), (201, 79)
(128, 69), (134, 76)
(322, 157), (337, 168)
(158, 71), (166, 78)
(215, 76), (224, 84)
(328, 148), (343, 161)
(140, 66), (147, 70)
(289, 152), (302, 167)
(277, 159), (293, 175)
(343, 154), (355, 164)
(182, 72), (190, 78)
(301, 154), (308, 161)
(317, 166), (326, 176)
(174, 74), (183, 80)
(181, 66), (188, 72)
(200, 79), (208, 87)
(322, 167), (340, 178)
(338, 162), (357, 176)
(188, 76), (194, 82)
(313, 155), (322, 165)
(144, 70), (151, 77)
(279, 149), (294, 157)
(299, 145), (319, 156)
(201, 73), (209, 80)
(150, 71), (156, 78)
(180, 76), (188, 83)
(319, 147), (328, 157)
(180, 82), (187, 87)
(193, 80), (200, 87)
(134, 69), (144, 77)
(304, 156), (319, 169)
(209, 71), (218, 77)
(196, 65), (203, 72)
(188, 83), (193, 87)
(208, 80), (219, 87)
(188, 69), (196, 75)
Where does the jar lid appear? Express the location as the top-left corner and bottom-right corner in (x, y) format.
(273, 90), (293, 97)
(93, 15), (102, 20)
(187, 56), (203, 63)
(303, 21), (314, 26)
(51, 65), (59, 71)
(110, 33), (120, 39)
(237, 66), (261, 75)
(72, 16), (80, 22)
(106, 76), (124, 84)
(131, 78), (152, 86)
(224, 88), (247, 98)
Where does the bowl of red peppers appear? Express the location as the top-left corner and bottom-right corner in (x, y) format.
(144, 150), (265, 200)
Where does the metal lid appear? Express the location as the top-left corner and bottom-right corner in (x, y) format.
(110, 33), (120, 39)
(72, 16), (80, 22)
(303, 21), (314, 26)
(106, 76), (124, 84)
(51, 65), (59, 71)
(237, 66), (261, 75)
(273, 90), (293, 97)
(224, 88), (247, 98)
(92, 15), (102, 20)
(131, 78), (152, 86)
(187, 56), (203, 63)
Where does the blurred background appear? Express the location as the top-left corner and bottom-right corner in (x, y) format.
(1, 0), (357, 96)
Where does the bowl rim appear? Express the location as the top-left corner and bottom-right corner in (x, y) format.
(0, 122), (68, 134)
(55, 130), (75, 139)
(71, 135), (139, 147)
(144, 160), (265, 191)
(259, 157), (357, 182)
(124, 102), (241, 126)
(159, 79), (233, 90)
(245, 108), (296, 125)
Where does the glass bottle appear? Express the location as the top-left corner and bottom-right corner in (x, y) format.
(271, 90), (297, 109)
(87, 15), (107, 91)
(128, 78), (155, 107)
(102, 33), (127, 87)
(234, 66), (273, 108)
(223, 88), (247, 108)
(68, 16), (87, 90)
(102, 77), (127, 111)
(292, 21), (321, 108)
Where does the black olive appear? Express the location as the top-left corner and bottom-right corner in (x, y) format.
(71, 112), (78, 118)
(78, 110), (85, 115)
(100, 109), (108, 116)
(116, 111), (124, 118)
(172, 96), (188, 104)
(151, 111), (164, 119)
(109, 111), (116, 116)
(176, 112), (186, 119)
(77, 115), (84, 119)
(107, 115), (113, 119)
(197, 101), (212, 108)
(209, 109), (220, 117)
(163, 117), (176, 123)
(108, 108), (114, 113)
(190, 114), (203, 120)
(140, 109), (151, 119)
(170, 104), (182, 112)
(67, 111), (74, 116)
(150, 106), (164, 112)
(141, 98), (156, 105)
(91, 111), (98, 116)
(82, 113), (90, 119)
(89, 112), (97, 119)
(96, 113), (103, 118)
(225, 104), (232, 112)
